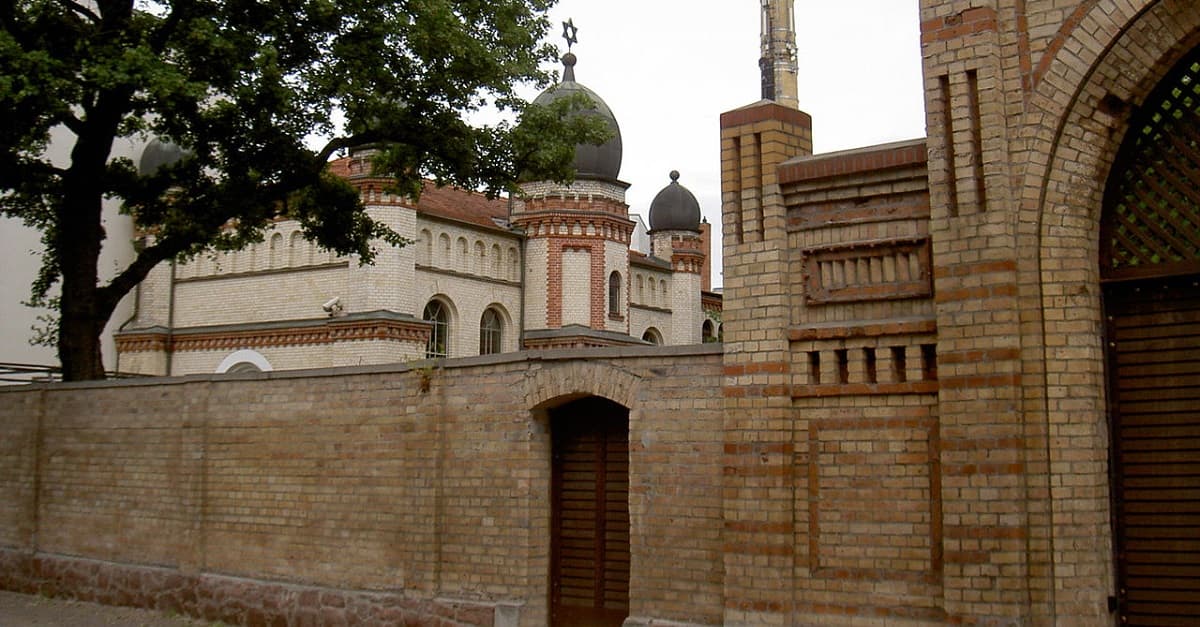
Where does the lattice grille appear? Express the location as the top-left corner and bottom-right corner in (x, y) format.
(1103, 50), (1200, 279)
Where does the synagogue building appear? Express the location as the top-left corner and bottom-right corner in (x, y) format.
(114, 50), (721, 376)
(1, 1), (1198, 626)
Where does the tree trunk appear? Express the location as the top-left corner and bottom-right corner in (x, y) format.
(57, 298), (107, 381)
(56, 206), (109, 380)
(57, 131), (112, 381)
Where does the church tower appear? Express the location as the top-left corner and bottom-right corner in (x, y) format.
(760, 0), (798, 108)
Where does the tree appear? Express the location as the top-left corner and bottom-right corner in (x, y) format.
(0, 0), (608, 380)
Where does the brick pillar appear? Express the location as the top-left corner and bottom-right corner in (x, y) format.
(719, 101), (811, 624)
(921, 1), (1034, 623)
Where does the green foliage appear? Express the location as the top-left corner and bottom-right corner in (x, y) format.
(0, 0), (610, 379)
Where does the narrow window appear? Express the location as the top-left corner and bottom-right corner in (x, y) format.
(892, 346), (908, 383)
(609, 271), (622, 317)
(479, 308), (503, 355)
(921, 343), (938, 381)
(864, 347), (877, 384)
(423, 300), (449, 358)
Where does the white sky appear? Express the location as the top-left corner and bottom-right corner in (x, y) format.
(542, 0), (927, 286)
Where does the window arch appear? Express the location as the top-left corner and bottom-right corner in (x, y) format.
(608, 271), (622, 316)
(216, 349), (273, 374)
(456, 237), (469, 271)
(268, 233), (283, 268)
(702, 319), (717, 343)
(474, 240), (486, 275)
(479, 307), (504, 355)
(642, 327), (663, 345)
(288, 231), (304, 266)
(423, 299), (451, 358)
(419, 229), (433, 265)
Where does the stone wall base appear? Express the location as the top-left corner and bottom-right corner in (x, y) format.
(0, 548), (506, 627)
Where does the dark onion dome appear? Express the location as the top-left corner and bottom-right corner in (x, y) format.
(533, 52), (623, 181)
(648, 170), (702, 232)
(138, 138), (187, 176)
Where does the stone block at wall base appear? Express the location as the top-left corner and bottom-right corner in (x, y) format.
(0, 548), (504, 627)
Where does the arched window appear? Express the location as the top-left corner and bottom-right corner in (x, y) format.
(423, 300), (450, 358)
(608, 271), (622, 316)
(479, 307), (503, 355)
(508, 247), (519, 281)
(642, 327), (663, 345)
(288, 231), (304, 266)
(419, 229), (433, 265)
(456, 237), (469, 271)
(269, 233), (283, 268)
(702, 319), (717, 343)
(216, 349), (273, 374)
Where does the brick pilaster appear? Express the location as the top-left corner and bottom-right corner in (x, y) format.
(719, 101), (811, 624)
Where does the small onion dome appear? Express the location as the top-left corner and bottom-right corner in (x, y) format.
(648, 170), (701, 232)
(138, 138), (187, 176)
(533, 52), (623, 181)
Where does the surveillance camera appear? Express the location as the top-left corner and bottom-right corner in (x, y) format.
(322, 296), (342, 313)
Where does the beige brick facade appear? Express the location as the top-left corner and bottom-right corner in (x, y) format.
(0, 346), (724, 627)
(8, 2), (1200, 625)
(117, 159), (713, 375)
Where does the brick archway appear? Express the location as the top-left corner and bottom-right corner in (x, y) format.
(524, 362), (641, 412)
(1020, 0), (1200, 618)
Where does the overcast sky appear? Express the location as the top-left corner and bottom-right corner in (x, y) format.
(540, 1), (927, 286)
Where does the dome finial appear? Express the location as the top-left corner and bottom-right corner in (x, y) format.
(561, 19), (579, 82)
(670, 170), (680, 182)
(562, 19), (578, 51)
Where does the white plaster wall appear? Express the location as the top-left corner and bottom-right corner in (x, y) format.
(670, 271), (702, 345)
(414, 269), (521, 359)
(523, 239), (548, 329)
(168, 338), (426, 375)
(1, 125), (136, 372)
(351, 205), (418, 313)
(561, 248), (591, 328)
(631, 267), (672, 310)
(416, 218), (519, 283)
(630, 307), (672, 344)
(604, 240), (630, 334)
(173, 266), (349, 327)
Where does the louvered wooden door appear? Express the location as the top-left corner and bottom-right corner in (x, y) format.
(550, 398), (630, 627)
(1108, 278), (1200, 625)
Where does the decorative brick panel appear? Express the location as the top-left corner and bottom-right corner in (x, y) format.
(803, 238), (932, 304)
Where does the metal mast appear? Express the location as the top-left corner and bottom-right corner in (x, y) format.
(759, 0), (798, 108)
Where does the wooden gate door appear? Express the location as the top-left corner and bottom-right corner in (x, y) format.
(1107, 278), (1200, 625)
(550, 397), (630, 627)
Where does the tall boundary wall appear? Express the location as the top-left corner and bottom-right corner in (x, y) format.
(0, 345), (725, 627)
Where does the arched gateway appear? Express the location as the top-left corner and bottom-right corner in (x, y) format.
(549, 397), (630, 626)
(1102, 45), (1200, 625)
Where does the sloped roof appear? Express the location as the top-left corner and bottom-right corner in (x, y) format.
(328, 157), (510, 230)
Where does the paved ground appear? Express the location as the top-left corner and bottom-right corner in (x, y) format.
(0, 590), (218, 626)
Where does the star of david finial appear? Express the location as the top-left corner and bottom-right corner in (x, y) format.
(562, 19), (578, 51)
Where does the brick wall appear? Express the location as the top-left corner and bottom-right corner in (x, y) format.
(0, 346), (724, 627)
